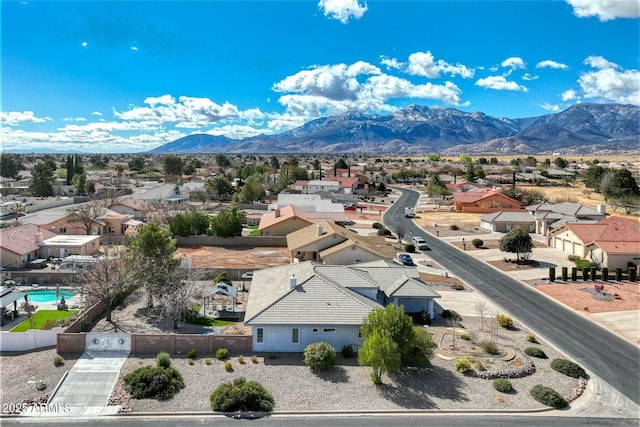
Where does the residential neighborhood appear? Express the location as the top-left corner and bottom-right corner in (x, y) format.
(0, 152), (638, 418)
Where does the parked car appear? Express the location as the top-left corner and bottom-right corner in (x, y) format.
(343, 205), (357, 211)
(398, 253), (415, 266)
(412, 236), (430, 251)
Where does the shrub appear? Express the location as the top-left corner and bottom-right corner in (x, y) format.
(204, 358), (212, 365)
(303, 342), (336, 371)
(441, 309), (462, 321)
(496, 314), (513, 328)
(43, 319), (61, 330)
(124, 366), (185, 401)
(575, 259), (594, 270)
(372, 222), (383, 229)
(550, 358), (587, 378)
(455, 358), (472, 373)
(460, 334), (471, 341)
(493, 378), (513, 393)
(224, 362), (233, 372)
(156, 351), (171, 368)
(530, 385), (567, 409)
(210, 377), (275, 412)
(53, 355), (64, 367)
(412, 310), (431, 326)
(251, 355), (259, 364)
(267, 353), (276, 360)
(216, 348), (229, 360)
(449, 224), (459, 230)
(481, 341), (500, 355)
(341, 345), (354, 358)
(524, 347), (547, 358)
(526, 333), (538, 343)
(238, 355), (245, 364)
(377, 228), (391, 236)
(450, 283), (465, 290)
(186, 348), (197, 359)
(472, 238), (483, 248)
(567, 255), (581, 262)
(404, 243), (416, 253)
(188, 359), (194, 365)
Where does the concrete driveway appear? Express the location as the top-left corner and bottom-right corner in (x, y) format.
(23, 351), (129, 417)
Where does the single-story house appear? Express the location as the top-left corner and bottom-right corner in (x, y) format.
(258, 205), (345, 236)
(453, 188), (523, 213)
(244, 261), (440, 352)
(525, 202), (606, 236)
(549, 216), (640, 269)
(37, 234), (101, 259)
(480, 211), (536, 233)
(0, 224), (56, 270)
(286, 220), (397, 264)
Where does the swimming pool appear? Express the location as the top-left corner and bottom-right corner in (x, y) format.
(26, 289), (77, 304)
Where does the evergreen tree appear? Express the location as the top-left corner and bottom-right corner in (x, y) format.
(29, 162), (55, 197)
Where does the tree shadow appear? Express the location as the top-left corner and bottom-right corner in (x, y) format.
(378, 365), (468, 409)
(312, 365), (349, 383)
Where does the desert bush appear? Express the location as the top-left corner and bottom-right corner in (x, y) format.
(481, 341), (500, 355)
(472, 238), (483, 248)
(450, 283), (465, 290)
(449, 224), (459, 230)
(303, 342), (336, 371)
(412, 310), (431, 326)
(441, 309), (462, 321)
(372, 222), (383, 229)
(224, 362), (233, 372)
(550, 358), (587, 378)
(524, 347), (547, 358)
(156, 351), (171, 368)
(460, 334), (471, 341)
(186, 348), (197, 359)
(377, 228), (391, 236)
(404, 243), (416, 253)
(251, 355), (259, 364)
(455, 358), (472, 373)
(124, 366), (185, 401)
(496, 314), (513, 328)
(341, 345), (354, 358)
(526, 333), (538, 343)
(210, 377), (275, 412)
(53, 355), (64, 367)
(493, 378), (513, 393)
(216, 348), (229, 360)
(188, 358), (194, 365)
(567, 255), (581, 262)
(575, 259), (594, 270)
(204, 358), (212, 365)
(238, 355), (245, 364)
(43, 319), (61, 330)
(529, 385), (567, 409)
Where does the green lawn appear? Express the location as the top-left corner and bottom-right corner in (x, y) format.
(184, 316), (236, 327)
(10, 310), (77, 332)
(249, 225), (260, 237)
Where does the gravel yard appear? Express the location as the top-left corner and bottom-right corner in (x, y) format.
(109, 316), (582, 413)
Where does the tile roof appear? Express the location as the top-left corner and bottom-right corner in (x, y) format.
(384, 275), (441, 298)
(557, 216), (640, 254)
(453, 188), (521, 205)
(0, 224), (57, 256)
(480, 211), (534, 223)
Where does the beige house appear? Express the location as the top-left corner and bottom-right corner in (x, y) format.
(286, 220), (397, 264)
(550, 216), (640, 270)
(37, 234), (101, 259)
(0, 224), (57, 270)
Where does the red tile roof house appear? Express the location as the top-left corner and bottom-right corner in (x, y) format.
(0, 224), (56, 270)
(550, 216), (640, 270)
(453, 188), (523, 213)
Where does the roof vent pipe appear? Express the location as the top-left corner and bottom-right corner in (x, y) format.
(290, 274), (297, 289)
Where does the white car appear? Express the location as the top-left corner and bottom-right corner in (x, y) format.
(412, 236), (430, 250)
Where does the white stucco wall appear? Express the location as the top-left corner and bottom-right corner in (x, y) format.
(322, 246), (384, 265)
(251, 324), (363, 353)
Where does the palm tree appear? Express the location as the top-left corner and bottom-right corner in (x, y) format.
(9, 203), (25, 225)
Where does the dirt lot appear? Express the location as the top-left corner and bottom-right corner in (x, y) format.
(414, 211), (488, 238)
(177, 246), (290, 269)
(533, 281), (640, 313)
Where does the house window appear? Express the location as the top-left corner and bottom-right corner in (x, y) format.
(323, 328), (336, 333)
(312, 328), (319, 333)
(291, 328), (299, 344)
(256, 328), (264, 344)
(59, 227), (67, 233)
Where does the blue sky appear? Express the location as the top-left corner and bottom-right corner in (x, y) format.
(1, 0), (639, 153)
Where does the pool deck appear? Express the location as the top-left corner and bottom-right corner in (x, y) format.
(1, 286), (84, 331)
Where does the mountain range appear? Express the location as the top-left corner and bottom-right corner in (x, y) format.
(152, 102), (639, 155)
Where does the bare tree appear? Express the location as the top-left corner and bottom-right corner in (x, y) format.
(474, 301), (488, 330)
(66, 203), (106, 235)
(155, 260), (203, 329)
(76, 256), (133, 323)
(94, 188), (125, 209)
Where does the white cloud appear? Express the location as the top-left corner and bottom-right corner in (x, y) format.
(205, 125), (268, 140)
(566, 0), (640, 21)
(91, 111), (103, 116)
(131, 46), (138, 51)
(562, 90), (579, 101)
(501, 57), (526, 70)
(540, 103), (560, 112)
(0, 111), (52, 126)
(318, 0), (368, 24)
(475, 76), (528, 91)
(578, 57), (640, 105)
(522, 73), (539, 81)
(81, 41), (88, 49)
(63, 117), (87, 122)
(536, 60), (569, 70)
(380, 56), (404, 70)
(406, 51), (474, 79)
(114, 95), (244, 126)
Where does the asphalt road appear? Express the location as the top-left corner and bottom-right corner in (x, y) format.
(384, 187), (640, 406)
(2, 414), (637, 426)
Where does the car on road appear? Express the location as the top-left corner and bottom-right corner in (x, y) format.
(398, 253), (415, 266)
(412, 236), (430, 250)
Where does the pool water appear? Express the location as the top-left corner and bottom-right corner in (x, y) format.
(26, 289), (77, 303)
